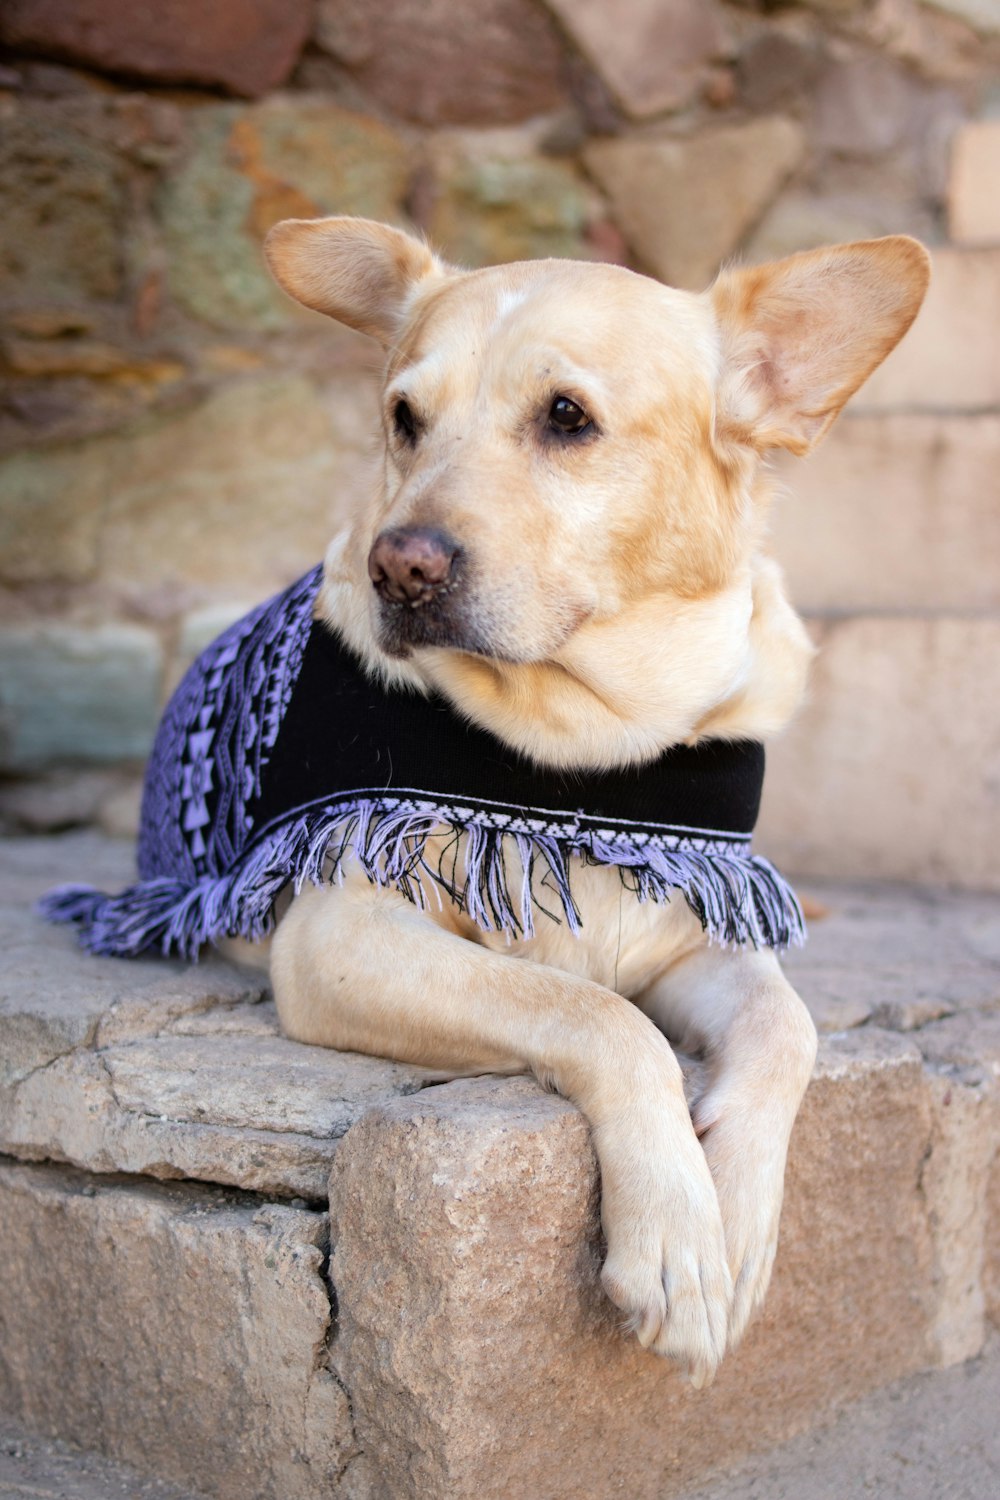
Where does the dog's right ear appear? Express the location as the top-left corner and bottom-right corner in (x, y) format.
(264, 217), (448, 346)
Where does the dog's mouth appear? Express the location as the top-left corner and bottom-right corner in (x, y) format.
(374, 594), (479, 654)
(373, 585), (499, 659)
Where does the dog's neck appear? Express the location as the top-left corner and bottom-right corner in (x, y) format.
(319, 533), (812, 773)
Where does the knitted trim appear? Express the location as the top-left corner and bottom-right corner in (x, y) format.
(38, 793), (805, 959)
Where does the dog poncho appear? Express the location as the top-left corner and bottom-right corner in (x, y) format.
(42, 565), (806, 958)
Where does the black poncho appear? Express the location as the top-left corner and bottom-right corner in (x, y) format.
(41, 565), (805, 958)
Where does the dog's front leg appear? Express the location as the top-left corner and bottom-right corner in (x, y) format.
(271, 876), (733, 1384)
(638, 947), (818, 1351)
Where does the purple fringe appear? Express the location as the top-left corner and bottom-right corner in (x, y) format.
(38, 801), (806, 960)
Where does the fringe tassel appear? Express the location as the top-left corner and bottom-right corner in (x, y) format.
(39, 803), (806, 960)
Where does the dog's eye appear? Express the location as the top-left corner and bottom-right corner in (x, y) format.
(548, 396), (591, 436)
(393, 399), (418, 443)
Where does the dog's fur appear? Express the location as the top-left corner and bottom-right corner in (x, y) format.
(256, 219), (929, 1386)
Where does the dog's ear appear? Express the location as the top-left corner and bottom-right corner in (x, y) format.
(710, 237), (930, 456)
(264, 217), (448, 346)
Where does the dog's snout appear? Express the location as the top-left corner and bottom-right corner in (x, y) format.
(368, 526), (461, 606)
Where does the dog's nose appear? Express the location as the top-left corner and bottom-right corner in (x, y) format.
(368, 526), (461, 606)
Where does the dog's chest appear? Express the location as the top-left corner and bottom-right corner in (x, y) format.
(472, 853), (706, 998)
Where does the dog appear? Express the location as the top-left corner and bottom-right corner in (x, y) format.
(49, 217), (929, 1388)
(248, 218), (929, 1384)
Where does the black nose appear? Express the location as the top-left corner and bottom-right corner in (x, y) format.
(368, 526), (461, 606)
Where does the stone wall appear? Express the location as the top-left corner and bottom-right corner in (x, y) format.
(0, 0), (998, 883)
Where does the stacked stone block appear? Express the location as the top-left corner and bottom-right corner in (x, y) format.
(758, 131), (1000, 890)
(0, 0), (997, 873)
(1, 834), (999, 1498)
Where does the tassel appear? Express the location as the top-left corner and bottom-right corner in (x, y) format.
(40, 800), (806, 959)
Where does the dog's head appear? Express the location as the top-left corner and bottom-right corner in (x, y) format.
(266, 217), (927, 672)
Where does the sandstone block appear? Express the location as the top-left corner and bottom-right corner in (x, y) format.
(0, 441), (105, 584)
(949, 120), (1000, 246)
(736, 31), (823, 112)
(329, 1047), (946, 1500)
(0, 1161), (356, 1500)
(987, 1138), (1000, 1328)
(743, 189), (919, 264)
(0, 1039), (392, 1201)
(425, 130), (596, 267)
(0, 768), (131, 835)
(0, 0), (311, 98)
(914, 1011), (1000, 1357)
(63, 375), (373, 612)
(0, 622), (161, 772)
(811, 55), (926, 155)
(781, 878), (1000, 1036)
(315, 0), (567, 126)
(159, 100), (409, 331)
(0, 100), (125, 304)
(769, 413), (1000, 613)
(0, 840), (435, 1198)
(757, 617), (1000, 891)
(856, 248), (1000, 411)
(584, 117), (804, 289)
(922, 0), (1000, 35)
(544, 0), (730, 119)
(0, 829), (135, 905)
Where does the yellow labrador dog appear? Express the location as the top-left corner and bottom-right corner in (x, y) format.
(254, 220), (928, 1386)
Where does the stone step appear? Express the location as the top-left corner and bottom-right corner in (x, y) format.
(675, 1333), (1000, 1500)
(1, 834), (999, 1500)
(756, 614), (1000, 891)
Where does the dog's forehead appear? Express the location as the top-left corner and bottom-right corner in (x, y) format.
(394, 260), (718, 386)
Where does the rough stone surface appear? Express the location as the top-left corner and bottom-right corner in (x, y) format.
(34, 375), (369, 613)
(923, 0), (1000, 35)
(328, 1044), (950, 1500)
(769, 414), (1000, 613)
(743, 189), (925, 265)
(780, 879), (1000, 1037)
(314, 0), (568, 126)
(674, 1334), (1000, 1500)
(811, 55), (927, 156)
(856, 248), (1000, 411)
(159, 99), (410, 331)
(0, 766), (142, 834)
(0, 0), (312, 98)
(0, 621), (162, 771)
(425, 129), (596, 267)
(949, 119), (1000, 246)
(0, 834), (437, 1198)
(4, 833), (1000, 1495)
(0, 439), (106, 584)
(736, 30), (824, 112)
(584, 117), (804, 288)
(988, 1147), (1000, 1327)
(0, 99), (126, 304)
(0, 1160), (359, 1500)
(757, 617), (1000, 891)
(0, 1411), (204, 1500)
(545, 0), (730, 119)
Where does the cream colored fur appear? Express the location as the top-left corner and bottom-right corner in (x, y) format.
(256, 219), (929, 1386)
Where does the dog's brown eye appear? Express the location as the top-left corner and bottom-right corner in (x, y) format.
(393, 399), (417, 443)
(548, 396), (591, 435)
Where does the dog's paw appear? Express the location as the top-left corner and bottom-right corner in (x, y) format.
(595, 1116), (733, 1386)
(694, 1104), (786, 1350)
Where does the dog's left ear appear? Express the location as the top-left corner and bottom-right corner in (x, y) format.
(264, 216), (449, 346)
(710, 236), (930, 456)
